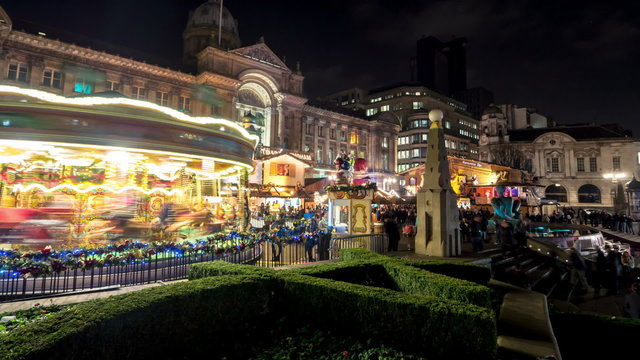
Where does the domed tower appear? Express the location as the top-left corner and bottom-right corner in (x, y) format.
(183, 0), (241, 65)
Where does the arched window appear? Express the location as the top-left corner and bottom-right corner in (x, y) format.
(545, 184), (567, 202)
(578, 184), (601, 203)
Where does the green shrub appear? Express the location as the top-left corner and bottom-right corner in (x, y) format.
(339, 248), (384, 261)
(339, 248), (491, 285)
(550, 310), (640, 360)
(0, 275), (279, 360)
(287, 260), (398, 290)
(188, 260), (276, 280)
(252, 326), (429, 359)
(278, 272), (497, 360)
(401, 259), (491, 285)
(383, 261), (492, 308)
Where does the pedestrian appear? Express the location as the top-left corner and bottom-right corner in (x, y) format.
(593, 246), (607, 296)
(569, 248), (590, 293)
(624, 283), (640, 319)
(470, 215), (484, 252)
(605, 245), (623, 295)
(384, 215), (400, 252)
(498, 220), (515, 257)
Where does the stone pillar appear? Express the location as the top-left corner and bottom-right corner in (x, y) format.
(415, 110), (461, 257)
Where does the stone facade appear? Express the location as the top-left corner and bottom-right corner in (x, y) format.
(479, 106), (640, 210)
(0, 3), (398, 185)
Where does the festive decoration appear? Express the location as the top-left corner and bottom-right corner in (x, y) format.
(0, 220), (329, 278)
(333, 152), (355, 185)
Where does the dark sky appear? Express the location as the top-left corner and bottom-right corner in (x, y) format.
(3, 0), (640, 134)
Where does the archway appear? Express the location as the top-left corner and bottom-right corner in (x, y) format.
(236, 83), (272, 146)
(545, 184), (567, 202)
(578, 184), (601, 203)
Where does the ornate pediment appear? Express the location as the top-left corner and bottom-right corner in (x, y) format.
(231, 43), (289, 70)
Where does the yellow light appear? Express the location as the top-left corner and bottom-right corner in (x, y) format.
(0, 140), (253, 173)
(10, 183), (184, 196)
(0, 85), (260, 144)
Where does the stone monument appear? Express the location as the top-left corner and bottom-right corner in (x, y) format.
(415, 109), (461, 257)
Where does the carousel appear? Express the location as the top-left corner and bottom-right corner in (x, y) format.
(0, 85), (257, 249)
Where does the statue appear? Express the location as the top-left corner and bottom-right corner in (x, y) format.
(491, 185), (521, 219)
(334, 151), (354, 184)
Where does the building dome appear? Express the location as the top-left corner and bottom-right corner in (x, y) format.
(482, 104), (502, 116)
(183, 0), (242, 65)
(187, 0), (239, 36)
(626, 177), (640, 191)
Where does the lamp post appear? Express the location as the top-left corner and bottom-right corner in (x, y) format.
(603, 172), (627, 214)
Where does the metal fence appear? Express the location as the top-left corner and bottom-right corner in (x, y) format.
(0, 233), (387, 301)
(329, 233), (388, 259)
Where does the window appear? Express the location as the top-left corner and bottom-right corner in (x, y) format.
(305, 123), (313, 135)
(589, 157), (597, 172)
(411, 148), (421, 158)
(178, 96), (191, 112)
(382, 137), (389, 148)
(392, 103), (403, 111)
(330, 128), (336, 140)
(349, 132), (359, 144)
(545, 184), (567, 202)
(613, 156), (621, 171)
(318, 126), (324, 138)
(316, 146), (323, 164)
(445, 121), (451, 129)
(578, 184), (601, 203)
(74, 76), (93, 94)
(340, 131), (347, 141)
(42, 69), (62, 88)
(366, 108), (378, 116)
(577, 158), (585, 172)
(328, 147), (335, 164)
(382, 152), (388, 171)
(7, 61), (29, 82)
(380, 105), (390, 112)
(398, 136), (409, 146)
(412, 101), (423, 110)
(105, 80), (121, 92)
(551, 158), (559, 172)
(156, 91), (169, 106)
(421, 133), (428, 143)
(131, 86), (147, 100)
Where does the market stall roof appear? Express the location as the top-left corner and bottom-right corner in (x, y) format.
(466, 182), (544, 187)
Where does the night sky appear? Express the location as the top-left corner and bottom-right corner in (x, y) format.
(3, 0), (639, 134)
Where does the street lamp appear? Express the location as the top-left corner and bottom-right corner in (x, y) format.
(603, 172), (628, 213)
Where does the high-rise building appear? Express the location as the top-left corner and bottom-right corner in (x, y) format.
(412, 36), (467, 95)
(451, 87), (494, 120)
(320, 83), (480, 173)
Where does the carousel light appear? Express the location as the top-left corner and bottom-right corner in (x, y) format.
(10, 183), (184, 196)
(0, 85), (260, 145)
(0, 140), (253, 172)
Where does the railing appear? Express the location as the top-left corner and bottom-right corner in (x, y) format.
(0, 233), (388, 302)
(329, 233), (388, 259)
(0, 246), (261, 302)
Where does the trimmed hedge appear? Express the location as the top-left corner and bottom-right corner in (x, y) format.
(286, 261), (399, 290)
(278, 272), (497, 360)
(339, 248), (491, 285)
(383, 261), (492, 308)
(0, 275), (279, 360)
(551, 310), (640, 360)
(188, 259), (276, 279)
(401, 259), (491, 285)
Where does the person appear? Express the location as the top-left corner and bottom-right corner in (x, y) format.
(594, 246), (607, 297)
(514, 217), (529, 252)
(569, 248), (590, 293)
(605, 245), (623, 295)
(624, 283), (640, 319)
(470, 216), (484, 252)
(384, 215), (400, 252)
(460, 218), (471, 243)
(498, 220), (515, 257)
